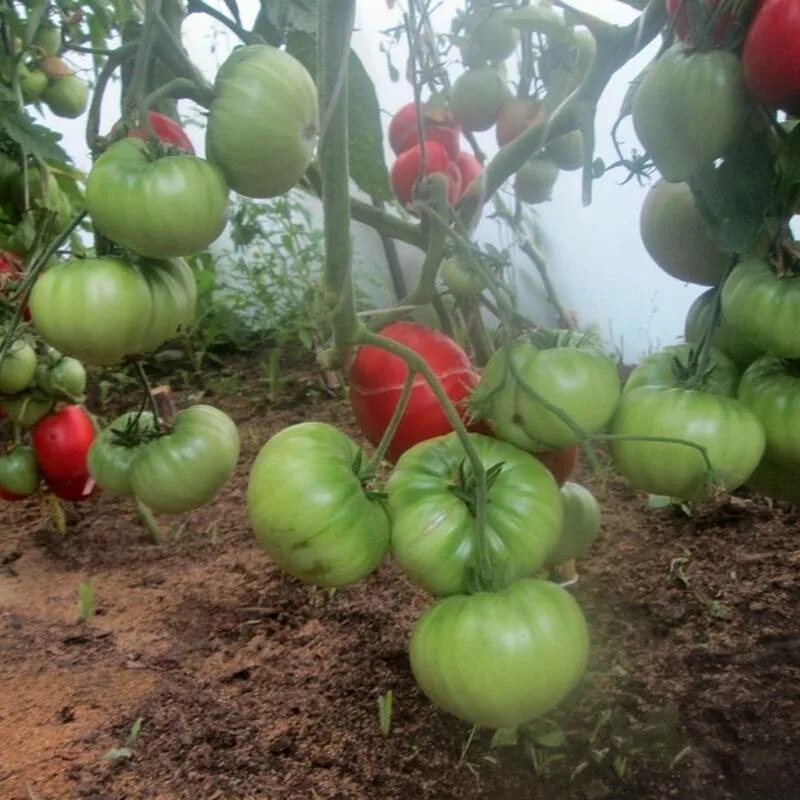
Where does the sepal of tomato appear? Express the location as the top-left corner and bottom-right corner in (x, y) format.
(247, 422), (390, 588)
(349, 321), (480, 463)
(32, 405), (95, 483)
(409, 579), (589, 730)
(386, 432), (563, 596)
(87, 411), (157, 495)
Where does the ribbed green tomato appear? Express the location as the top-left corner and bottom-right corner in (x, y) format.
(0, 393), (55, 428)
(35, 351), (86, 400)
(440, 255), (488, 297)
(640, 180), (729, 286)
(386, 433), (563, 596)
(623, 343), (739, 397)
(87, 411), (156, 495)
(632, 46), (750, 182)
(738, 356), (800, 467)
(86, 138), (228, 258)
(449, 67), (511, 132)
(721, 258), (800, 358)
(0, 339), (36, 394)
(514, 158), (559, 204)
(42, 75), (88, 118)
(129, 405), (239, 514)
(547, 481), (601, 564)
(247, 422), (390, 588)
(474, 338), (620, 451)
(0, 446), (40, 496)
(410, 579), (589, 729)
(30, 257), (196, 365)
(611, 386), (765, 500)
(685, 288), (763, 370)
(206, 45), (318, 199)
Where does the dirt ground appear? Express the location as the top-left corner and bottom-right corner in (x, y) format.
(1, 366), (799, 800)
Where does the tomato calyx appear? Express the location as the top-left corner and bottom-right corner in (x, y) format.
(523, 327), (604, 352)
(108, 409), (161, 448)
(447, 458), (504, 515)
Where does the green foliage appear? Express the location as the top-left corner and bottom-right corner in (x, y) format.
(76, 579), (94, 622)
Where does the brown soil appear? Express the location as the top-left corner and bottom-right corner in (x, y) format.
(1, 366), (799, 800)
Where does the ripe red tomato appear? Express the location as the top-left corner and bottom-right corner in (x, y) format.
(533, 446), (578, 487)
(743, 0), (800, 115)
(390, 140), (452, 206)
(46, 472), (98, 502)
(349, 322), (480, 463)
(454, 152), (483, 199)
(389, 102), (461, 159)
(124, 111), (195, 153)
(31, 405), (95, 483)
(666, 0), (730, 45)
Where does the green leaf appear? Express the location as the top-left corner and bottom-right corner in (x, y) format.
(525, 718), (566, 749)
(490, 728), (519, 748)
(286, 31), (392, 200)
(0, 89), (69, 164)
(103, 747), (133, 761)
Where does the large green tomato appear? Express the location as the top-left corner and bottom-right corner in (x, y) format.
(685, 288), (763, 370)
(386, 432), (562, 596)
(738, 356), (800, 467)
(640, 180), (729, 286)
(611, 386), (765, 500)
(721, 258), (800, 358)
(129, 405), (239, 514)
(547, 481), (601, 565)
(623, 343), (739, 397)
(30, 257), (196, 365)
(0, 393), (55, 428)
(247, 422), (389, 588)
(449, 67), (511, 132)
(206, 45), (318, 199)
(410, 579), (589, 729)
(42, 75), (88, 118)
(474, 337), (620, 450)
(0, 339), (36, 394)
(0, 446), (40, 496)
(88, 411), (156, 495)
(86, 138), (228, 258)
(632, 46), (750, 182)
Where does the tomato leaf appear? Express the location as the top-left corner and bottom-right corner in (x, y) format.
(490, 728), (519, 748)
(286, 31), (392, 201)
(0, 87), (69, 164)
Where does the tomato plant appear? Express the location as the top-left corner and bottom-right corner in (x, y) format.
(388, 102), (461, 160)
(42, 74), (88, 118)
(31, 405), (95, 483)
(0, 339), (36, 394)
(410, 579), (589, 729)
(666, 0), (732, 46)
(349, 321), (480, 463)
(449, 66), (511, 132)
(387, 432), (563, 596)
(440, 254), (488, 297)
(247, 422), (389, 587)
(514, 158), (560, 204)
(88, 411), (156, 496)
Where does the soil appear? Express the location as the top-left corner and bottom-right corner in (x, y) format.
(1, 362), (799, 800)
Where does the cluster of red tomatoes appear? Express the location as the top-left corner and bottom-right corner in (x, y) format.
(246, 321), (614, 730)
(621, 0), (800, 505)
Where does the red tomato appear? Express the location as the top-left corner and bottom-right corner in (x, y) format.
(0, 487), (26, 502)
(533, 446), (578, 487)
(743, 0), (800, 115)
(454, 152), (483, 198)
(46, 472), (98, 502)
(389, 102), (461, 159)
(31, 405), (95, 482)
(666, 0), (730, 44)
(390, 140), (451, 206)
(124, 111), (195, 154)
(349, 322), (480, 463)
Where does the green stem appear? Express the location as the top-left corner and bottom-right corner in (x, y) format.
(143, 76), (207, 109)
(85, 43), (138, 151)
(186, 0), (264, 45)
(133, 361), (162, 432)
(318, 0), (362, 348)
(126, 0), (162, 130)
(363, 370), (415, 474)
(133, 497), (164, 543)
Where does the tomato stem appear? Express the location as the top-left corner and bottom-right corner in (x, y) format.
(363, 369), (415, 475)
(133, 361), (162, 433)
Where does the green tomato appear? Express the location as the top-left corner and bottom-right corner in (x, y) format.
(247, 422), (390, 588)
(30, 257), (196, 366)
(129, 405), (239, 514)
(0, 151), (20, 201)
(623, 343), (739, 397)
(207, 45), (318, 199)
(42, 75), (88, 118)
(0, 445), (40, 496)
(33, 21), (62, 57)
(640, 180), (729, 286)
(0, 392), (55, 428)
(464, 8), (519, 62)
(87, 411), (156, 495)
(386, 432), (563, 596)
(721, 258), (800, 358)
(0, 339), (36, 394)
(545, 130), (583, 171)
(440, 255), (488, 297)
(86, 138), (228, 258)
(36, 353), (87, 400)
(611, 386), (765, 500)
(449, 67), (511, 132)
(474, 339), (620, 451)
(547, 482), (601, 565)
(738, 356), (800, 467)
(19, 66), (49, 103)
(514, 157), (559, 204)
(685, 288), (763, 370)
(632, 46), (750, 182)
(746, 455), (800, 504)
(410, 578), (589, 729)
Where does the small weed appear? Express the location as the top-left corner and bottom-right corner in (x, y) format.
(104, 716), (143, 762)
(377, 690), (393, 737)
(76, 580), (94, 623)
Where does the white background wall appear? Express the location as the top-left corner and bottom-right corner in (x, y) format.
(44, 0), (714, 361)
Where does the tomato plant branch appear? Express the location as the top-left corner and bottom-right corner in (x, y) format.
(86, 43), (138, 152)
(186, 0), (264, 45)
(133, 361), (163, 432)
(349, 198), (425, 249)
(133, 496), (164, 543)
(318, 0), (363, 349)
(363, 370), (415, 474)
(143, 77), (210, 109)
(126, 0), (162, 131)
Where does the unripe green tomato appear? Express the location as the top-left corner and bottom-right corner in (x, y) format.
(440, 255), (488, 297)
(0, 152), (20, 201)
(449, 67), (511, 132)
(545, 130), (583, 171)
(88, 411), (156, 496)
(19, 65), (49, 103)
(36, 354), (87, 399)
(43, 75), (89, 119)
(515, 158), (560, 204)
(0, 393), (55, 428)
(32, 21), (62, 57)
(0, 446), (40, 496)
(0, 339), (37, 394)
(464, 8), (519, 62)
(547, 481), (601, 564)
